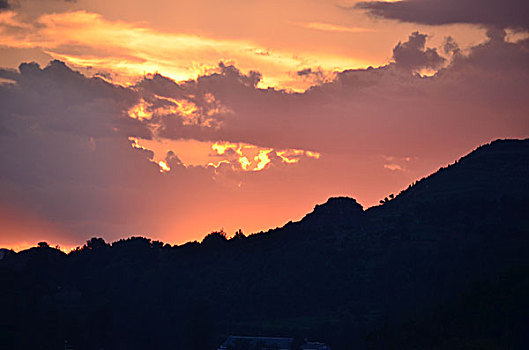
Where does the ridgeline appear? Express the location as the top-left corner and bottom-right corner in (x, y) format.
(1, 139), (528, 349)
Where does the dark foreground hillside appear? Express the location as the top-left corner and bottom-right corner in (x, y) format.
(1, 139), (528, 349)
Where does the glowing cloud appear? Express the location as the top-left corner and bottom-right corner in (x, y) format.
(211, 141), (273, 172)
(126, 94), (220, 127)
(127, 138), (320, 173)
(292, 21), (373, 34)
(277, 149), (320, 163)
(212, 141), (240, 156)
(384, 163), (404, 171)
(129, 137), (148, 150)
(277, 149), (304, 164)
(208, 142), (319, 172)
(0, 10), (371, 90)
(127, 99), (152, 121)
(305, 151), (321, 159)
(157, 160), (170, 172)
(255, 149), (272, 171)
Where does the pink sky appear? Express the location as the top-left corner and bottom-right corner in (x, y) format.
(0, 0), (528, 250)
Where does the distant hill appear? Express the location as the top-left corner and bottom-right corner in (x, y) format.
(1, 139), (528, 350)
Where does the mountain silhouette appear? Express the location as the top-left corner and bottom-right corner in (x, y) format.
(1, 139), (528, 349)
(300, 197), (364, 226)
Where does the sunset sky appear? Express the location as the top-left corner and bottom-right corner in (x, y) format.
(1, 0), (528, 250)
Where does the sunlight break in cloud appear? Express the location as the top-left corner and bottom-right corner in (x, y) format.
(128, 137), (321, 173)
(127, 95), (219, 127)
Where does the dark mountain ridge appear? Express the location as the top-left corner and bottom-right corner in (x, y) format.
(1, 138), (528, 349)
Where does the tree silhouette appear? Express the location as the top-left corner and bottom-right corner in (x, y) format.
(231, 229), (246, 240)
(201, 230), (228, 247)
(84, 237), (109, 250)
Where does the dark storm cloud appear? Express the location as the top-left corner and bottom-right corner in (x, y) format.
(355, 0), (529, 30)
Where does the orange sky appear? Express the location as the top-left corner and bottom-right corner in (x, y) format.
(0, 1), (487, 90)
(1, 0), (528, 251)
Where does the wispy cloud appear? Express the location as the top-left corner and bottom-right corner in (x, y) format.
(0, 11), (370, 90)
(291, 21), (373, 33)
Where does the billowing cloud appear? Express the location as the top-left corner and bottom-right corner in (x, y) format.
(132, 32), (528, 155)
(392, 31), (445, 71)
(356, 0), (529, 30)
(1, 32), (528, 249)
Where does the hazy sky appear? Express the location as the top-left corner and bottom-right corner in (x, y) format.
(1, 0), (528, 250)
